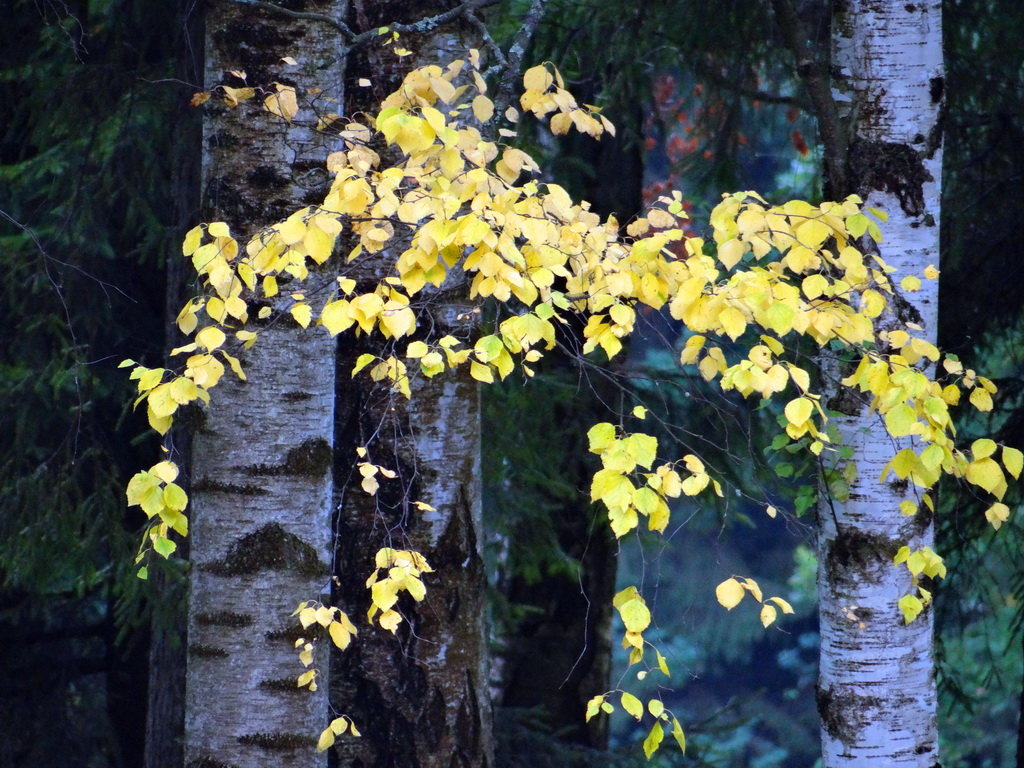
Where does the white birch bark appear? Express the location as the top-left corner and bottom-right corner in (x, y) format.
(183, 3), (345, 767)
(817, 2), (944, 766)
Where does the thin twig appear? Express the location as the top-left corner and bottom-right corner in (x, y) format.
(491, 0), (547, 119)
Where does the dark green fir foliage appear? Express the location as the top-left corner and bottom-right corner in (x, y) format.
(0, 1), (199, 765)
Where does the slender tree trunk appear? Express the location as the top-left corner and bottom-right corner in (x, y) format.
(327, 7), (493, 766)
(183, 4), (345, 767)
(815, 2), (943, 766)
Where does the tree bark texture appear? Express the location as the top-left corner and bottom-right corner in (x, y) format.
(327, 6), (493, 766)
(184, 3), (346, 767)
(816, 2), (943, 766)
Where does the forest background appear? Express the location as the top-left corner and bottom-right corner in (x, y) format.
(2, 0), (1023, 766)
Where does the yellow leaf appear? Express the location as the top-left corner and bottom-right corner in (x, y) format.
(1002, 446), (1023, 479)
(900, 275), (922, 292)
(469, 361), (493, 383)
(715, 578), (745, 610)
(985, 502), (1010, 530)
(784, 397), (813, 426)
(642, 721), (664, 759)
(759, 603), (778, 627)
(329, 618), (356, 650)
(195, 326), (226, 352)
(898, 594), (924, 624)
(291, 303), (312, 328)
(671, 717), (686, 753)
(621, 691), (643, 720)
(966, 457), (1005, 495)
(972, 438), (997, 460)
(316, 727), (335, 752)
(769, 596), (795, 614)
(884, 403), (917, 437)
(970, 386), (993, 412)
(472, 94), (494, 122)
(802, 273), (828, 300)
(264, 84), (299, 122)
(618, 597), (651, 633)
(523, 64), (553, 92)
(220, 85), (255, 107)
(151, 461), (179, 483)
(719, 306), (746, 340)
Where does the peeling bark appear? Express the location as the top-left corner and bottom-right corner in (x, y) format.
(183, 3), (346, 768)
(815, 2), (943, 766)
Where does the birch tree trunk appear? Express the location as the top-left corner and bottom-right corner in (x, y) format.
(183, 4), (345, 767)
(327, 7), (493, 766)
(815, 2), (944, 765)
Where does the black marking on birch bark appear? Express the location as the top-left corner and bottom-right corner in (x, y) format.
(205, 130), (240, 151)
(202, 522), (325, 577)
(235, 732), (315, 750)
(282, 391), (314, 401)
(888, 477), (910, 495)
(899, 505), (934, 540)
(191, 478), (268, 496)
(817, 685), (881, 747)
(189, 643), (229, 658)
(245, 438), (332, 477)
(246, 165), (288, 189)
(847, 139), (933, 217)
(824, 528), (901, 583)
(214, 19), (298, 74)
(264, 624), (308, 644)
(187, 758), (241, 768)
(196, 611), (254, 627)
(259, 678), (309, 693)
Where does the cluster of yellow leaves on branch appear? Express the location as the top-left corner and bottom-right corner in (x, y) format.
(121, 47), (1017, 754)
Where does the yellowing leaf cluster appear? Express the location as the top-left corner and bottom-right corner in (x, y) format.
(122, 51), (1022, 753)
(714, 577), (795, 627)
(365, 548), (433, 632)
(587, 424), (722, 538)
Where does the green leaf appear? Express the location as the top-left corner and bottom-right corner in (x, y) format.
(153, 535), (177, 559)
